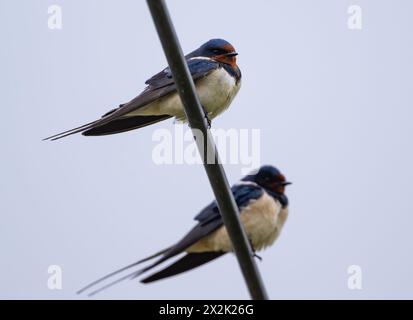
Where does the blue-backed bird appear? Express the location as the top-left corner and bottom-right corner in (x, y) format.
(77, 165), (291, 296)
(44, 39), (241, 140)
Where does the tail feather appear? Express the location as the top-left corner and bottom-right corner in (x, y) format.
(141, 252), (225, 284)
(83, 250), (178, 296)
(82, 115), (171, 136)
(42, 120), (100, 141)
(76, 246), (171, 295)
(86, 269), (140, 297)
(43, 115), (172, 141)
(85, 252), (225, 296)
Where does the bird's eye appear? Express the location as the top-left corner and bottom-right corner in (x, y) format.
(212, 49), (221, 54)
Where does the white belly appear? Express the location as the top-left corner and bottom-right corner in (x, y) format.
(128, 68), (241, 121)
(187, 192), (288, 253)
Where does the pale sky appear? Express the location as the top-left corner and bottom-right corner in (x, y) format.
(1, 0), (413, 299)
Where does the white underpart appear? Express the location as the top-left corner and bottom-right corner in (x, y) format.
(186, 192), (289, 253)
(126, 67), (241, 121)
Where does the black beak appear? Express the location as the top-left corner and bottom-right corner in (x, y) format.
(282, 182), (292, 186)
(225, 52), (238, 57)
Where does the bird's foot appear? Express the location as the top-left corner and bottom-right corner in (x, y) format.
(205, 116), (211, 129)
(248, 238), (261, 261)
(253, 253), (262, 261)
(201, 106), (211, 129)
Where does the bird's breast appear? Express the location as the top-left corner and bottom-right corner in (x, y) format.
(187, 192), (288, 253)
(240, 193), (288, 251)
(127, 67), (240, 121)
(196, 68), (241, 119)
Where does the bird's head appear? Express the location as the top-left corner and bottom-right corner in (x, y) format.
(242, 165), (291, 205)
(187, 39), (238, 67)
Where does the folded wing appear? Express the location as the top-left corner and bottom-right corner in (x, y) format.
(44, 59), (219, 140)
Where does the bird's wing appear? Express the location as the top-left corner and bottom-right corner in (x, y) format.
(122, 183), (264, 284)
(194, 183), (264, 225)
(140, 252), (225, 284)
(44, 58), (220, 140)
(151, 183), (264, 262)
(81, 114), (173, 136)
(78, 183), (263, 295)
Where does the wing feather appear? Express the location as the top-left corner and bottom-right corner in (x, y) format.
(44, 59), (219, 140)
(77, 181), (263, 295)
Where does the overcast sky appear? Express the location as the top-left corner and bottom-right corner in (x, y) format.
(1, 0), (413, 299)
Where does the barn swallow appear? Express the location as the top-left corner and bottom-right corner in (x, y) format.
(77, 165), (291, 296)
(43, 39), (241, 141)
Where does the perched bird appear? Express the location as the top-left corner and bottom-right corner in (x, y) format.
(44, 39), (241, 141)
(78, 165), (291, 296)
